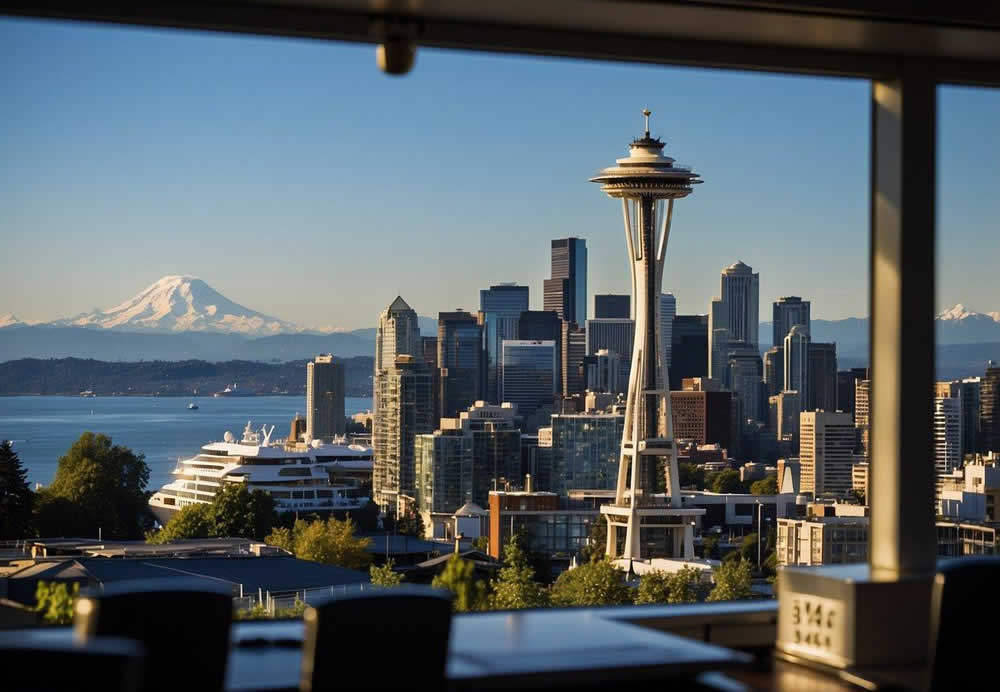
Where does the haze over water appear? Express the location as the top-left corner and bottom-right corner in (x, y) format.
(0, 396), (373, 489)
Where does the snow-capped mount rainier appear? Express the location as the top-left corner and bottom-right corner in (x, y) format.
(55, 275), (305, 336)
(935, 303), (1000, 343)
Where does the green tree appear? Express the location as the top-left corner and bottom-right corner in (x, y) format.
(38, 432), (151, 538)
(738, 532), (759, 562)
(265, 517), (372, 570)
(431, 555), (488, 613)
(395, 510), (425, 539)
(635, 566), (702, 605)
(549, 559), (633, 607)
(579, 519), (608, 564)
(370, 558), (405, 587)
(0, 440), (34, 539)
(35, 581), (79, 625)
(711, 469), (742, 494)
(471, 535), (490, 553)
(749, 474), (778, 495)
(145, 503), (213, 544)
(490, 535), (549, 610)
(702, 535), (721, 560)
(678, 462), (705, 490)
(209, 483), (276, 540)
(707, 558), (754, 602)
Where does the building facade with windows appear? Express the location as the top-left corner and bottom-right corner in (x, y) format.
(306, 355), (345, 441)
(480, 284), (530, 404)
(799, 410), (856, 497)
(501, 340), (557, 420)
(549, 412), (625, 495)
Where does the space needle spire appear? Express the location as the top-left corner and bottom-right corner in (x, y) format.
(591, 111), (704, 561)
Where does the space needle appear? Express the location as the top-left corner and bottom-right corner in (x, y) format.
(591, 110), (705, 561)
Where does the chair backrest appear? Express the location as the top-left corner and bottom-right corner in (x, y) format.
(928, 556), (1000, 692)
(74, 577), (233, 692)
(300, 586), (453, 692)
(0, 633), (145, 692)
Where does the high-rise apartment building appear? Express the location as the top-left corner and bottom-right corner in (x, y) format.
(772, 296), (811, 347)
(800, 410), (856, 496)
(306, 355), (345, 441)
(549, 412), (625, 495)
(584, 349), (623, 394)
(855, 379), (871, 459)
(543, 237), (587, 324)
(981, 363), (999, 454)
(808, 342), (838, 412)
(837, 367), (869, 420)
(501, 340), (557, 420)
(708, 260), (759, 381)
(661, 292), (676, 368)
(414, 402), (521, 531)
(959, 377), (982, 457)
(480, 284), (529, 403)
(670, 314), (709, 390)
(769, 390), (802, 442)
(728, 345), (764, 424)
(933, 396), (963, 478)
(670, 390), (733, 448)
(594, 294), (630, 319)
(764, 346), (784, 397)
(561, 322), (587, 397)
(784, 325), (811, 409)
(585, 318), (634, 362)
(373, 355), (434, 512)
(437, 311), (483, 420)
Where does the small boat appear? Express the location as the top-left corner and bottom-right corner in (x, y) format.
(188, 402), (199, 410)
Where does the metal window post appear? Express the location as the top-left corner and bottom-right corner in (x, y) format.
(869, 65), (938, 578)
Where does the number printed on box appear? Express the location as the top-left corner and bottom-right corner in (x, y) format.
(790, 596), (837, 651)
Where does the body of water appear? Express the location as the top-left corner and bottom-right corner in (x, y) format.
(0, 396), (373, 490)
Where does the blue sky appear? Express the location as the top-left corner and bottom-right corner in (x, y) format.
(1, 17), (997, 330)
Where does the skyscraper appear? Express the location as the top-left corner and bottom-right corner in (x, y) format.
(808, 342), (838, 412)
(501, 340), (557, 420)
(480, 284), (530, 403)
(594, 294), (630, 319)
(855, 379), (871, 459)
(375, 296), (421, 372)
(800, 410), (855, 496)
(933, 396), (962, 478)
(584, 349), (623, 394)
(373, 355), (434, 513)
(543, 237), (587, 324)
(764, 346), (784, 397)
(981, 363), (999, 454)
(306, 355), (345, 441)
(661, 292), (676, 368)
(959, 377), (982, 457)
(670, 390), (733, 448)
(708, 261), (759, 384)
(728, 345), (764, 424)
(561, 321), (587, 397)
(837, 367), (869, 419)
(519, 310), (562, 392)
(437, 311), (483, 420)
(784, 325), (811, 409)
(670, 314), (709, 390)
(773, 296), (811, 347)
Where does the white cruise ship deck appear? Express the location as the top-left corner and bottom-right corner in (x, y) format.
(149, 422), (372, 525)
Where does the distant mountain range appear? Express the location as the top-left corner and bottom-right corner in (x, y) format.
(1, 276), (997, 377)
(0, 276), (436, 362)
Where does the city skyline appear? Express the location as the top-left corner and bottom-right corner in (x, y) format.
(2, 17), (998, 329)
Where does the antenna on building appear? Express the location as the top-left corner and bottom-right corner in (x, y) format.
(643, 108), (651, 137)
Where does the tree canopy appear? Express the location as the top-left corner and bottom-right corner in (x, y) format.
(707, 558), (754, 602)
(711, 469), (743, 494)
(635, 566), (702, 605)
(490, 534), (549, 610)
(145, 483), (276, 544)
(36, 432), (151, 538)
(265, 516), (372, 570)
(549, 559), (633, 608)
(145, 503), (213, 544)
(0, 440), (34, 539)
(431, 555), (488, 613)
(749, 474), (778, 495)
(369, 558), (405, 587)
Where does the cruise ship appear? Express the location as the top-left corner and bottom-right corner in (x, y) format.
(148, 421), (373, 526)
